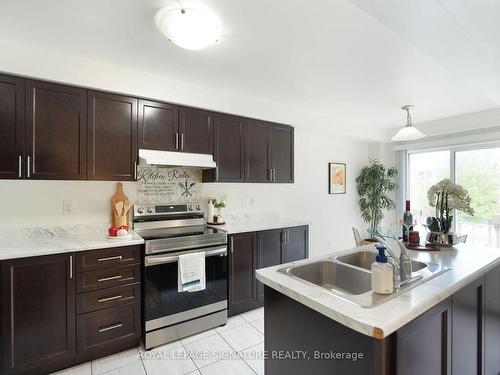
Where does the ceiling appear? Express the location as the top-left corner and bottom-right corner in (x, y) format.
(0, 0), (499, 140)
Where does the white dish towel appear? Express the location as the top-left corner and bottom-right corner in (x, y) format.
(178, 252), (206, 292)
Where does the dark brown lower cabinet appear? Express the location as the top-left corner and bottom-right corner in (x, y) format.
(1, 254), (76, 375)
(0, 246), (141, 375)
(281, 226), (309, 263)
(229, 226), (309, 316)
(485, 265), (500, 375)
(452, 276), (484, 375)
(229, 232), (258, 315)
(396, 298), (452, 375)
(256, 229), (283, 304)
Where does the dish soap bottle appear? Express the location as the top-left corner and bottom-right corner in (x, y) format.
(371, 245), (394, 294)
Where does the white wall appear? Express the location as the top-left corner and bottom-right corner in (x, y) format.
(0, 38), (372, 257)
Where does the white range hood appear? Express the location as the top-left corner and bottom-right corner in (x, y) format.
(138, 149), (216, 169)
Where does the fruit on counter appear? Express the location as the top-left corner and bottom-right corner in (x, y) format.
(119, 225), (129, 231)
(116, 228), (129, 237)
(108, 226), (119, 237)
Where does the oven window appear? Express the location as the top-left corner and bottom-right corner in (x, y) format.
(145, 252), (227, 322)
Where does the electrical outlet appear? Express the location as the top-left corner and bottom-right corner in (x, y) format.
(63, 200), (74, 215)
(241, 197), (247, 208)
(249, 197), (255, 208)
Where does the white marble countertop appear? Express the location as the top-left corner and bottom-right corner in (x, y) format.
(256, 243), (500, 339)
(0, 224), (144, 260)
(207, 215), (310, 234)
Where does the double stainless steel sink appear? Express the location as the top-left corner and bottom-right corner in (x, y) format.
(279, 250), (450, 307)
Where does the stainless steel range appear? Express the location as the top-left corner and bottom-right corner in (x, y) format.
(134, 202), (228, 350)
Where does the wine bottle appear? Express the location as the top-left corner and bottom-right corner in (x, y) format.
(402, 200), (414, 242)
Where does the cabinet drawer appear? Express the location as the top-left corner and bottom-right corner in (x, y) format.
(76, 246), (141, 272)
(77, 303), (140, 353)
(76, 283), (141, 314)
(76, 264), (140, 293)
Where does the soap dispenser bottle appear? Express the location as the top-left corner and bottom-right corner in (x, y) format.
(371, 245), (394, 294)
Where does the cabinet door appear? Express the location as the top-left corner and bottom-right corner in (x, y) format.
(1, 254), (76, 374)
(245, 119), (271, 182)
(88, 91), (137, 181)
(256, 229), (283, 303)
(452, 277), (484, 375)
(229, 232), (257, 315)
(485, 265), (500, 375)
(179, 107), (213, 154)
(396, 298), (451, 375)
(26, 80), (87, 180)
(281, 226), (309, 264)
(0, 75), (25, 179)
(207, 113), (244, 182)
(138, 100), (178, 151)
(271, 125), (294, 183)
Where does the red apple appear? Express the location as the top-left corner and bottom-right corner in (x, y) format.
(108, 226), (119, 237)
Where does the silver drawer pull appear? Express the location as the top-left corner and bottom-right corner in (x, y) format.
(97, 255), (123, 262)
(98, 322), (123, 333)
(98, 275), (122, 283)
(98, 295), (123, 303)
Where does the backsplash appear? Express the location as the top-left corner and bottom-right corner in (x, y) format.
(136, 165), (202, 204)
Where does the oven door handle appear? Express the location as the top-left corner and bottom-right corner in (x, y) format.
(145, 247), (227, 267)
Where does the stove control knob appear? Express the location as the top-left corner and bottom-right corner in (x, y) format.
(196, 204), (201, 211)
(188, 205), (193, 211)
(146, 207), (153, 214)
(137, 208), (144, 214)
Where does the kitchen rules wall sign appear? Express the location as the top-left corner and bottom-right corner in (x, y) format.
(136, 165), (202, 203)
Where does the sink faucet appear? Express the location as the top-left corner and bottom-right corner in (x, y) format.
(374, 236), (413, 287)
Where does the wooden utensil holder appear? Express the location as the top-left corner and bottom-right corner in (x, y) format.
(114, 215), (128, 227)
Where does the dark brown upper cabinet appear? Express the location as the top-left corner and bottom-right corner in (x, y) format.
(0, 75), (25, 179)
(1, 254), (76, 374)
(87, 91), (137, 181)
(204, 113), (245, 182)
(179, 107), (213, 154)
(138, 100), (178, 151)
(26, 80), (87, 180)
(272, 125), (294, 183)
(245, 120), (272, 182)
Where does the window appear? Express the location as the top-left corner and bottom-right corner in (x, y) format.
(406, 145), (500, 247)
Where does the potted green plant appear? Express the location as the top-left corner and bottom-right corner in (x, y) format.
(355, 160), (398, 240)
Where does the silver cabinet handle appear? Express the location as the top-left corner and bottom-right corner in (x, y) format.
(97, 255), (123, 262)
(268, 169), (272, 182)
(215, 166), (219, 181)
(98, 275), (122, 283)
(98, 295), (123, 303)
(175, 132), (179, 150)
(181, 133), (185, 150)
(18, 155), (22, 178)
(99, 322), (123, 333)
(230, 237), (234, 254)
(26, 156), (30, 178)
(145, 246), (227, 267)
(69, 255), (73, 279)
(272, 169), (276, 182)
(134, 161), (137, 179)
(286, 229), (289, 243)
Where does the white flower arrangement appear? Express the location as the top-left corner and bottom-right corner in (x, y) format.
(426, 178), (474, 233)
(209, 196), (226, 209)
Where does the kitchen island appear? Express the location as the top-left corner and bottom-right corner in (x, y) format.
(256, 244), (500, 375)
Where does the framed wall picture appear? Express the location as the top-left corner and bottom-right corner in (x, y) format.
(329, 163), (346, 194)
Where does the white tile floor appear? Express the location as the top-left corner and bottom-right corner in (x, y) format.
(51, 307), (265, 375)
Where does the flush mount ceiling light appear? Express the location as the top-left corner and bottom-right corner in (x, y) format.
(391, 105), (426, 142)
(156, 7), (221, 50)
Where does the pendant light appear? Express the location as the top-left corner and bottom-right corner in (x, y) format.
(391, 105), (426, 142)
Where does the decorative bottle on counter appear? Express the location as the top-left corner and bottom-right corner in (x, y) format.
(402, 200), (414, 242)
(207, 200), (215, 223)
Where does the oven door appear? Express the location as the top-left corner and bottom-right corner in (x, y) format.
(144, 246), (228, 331)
